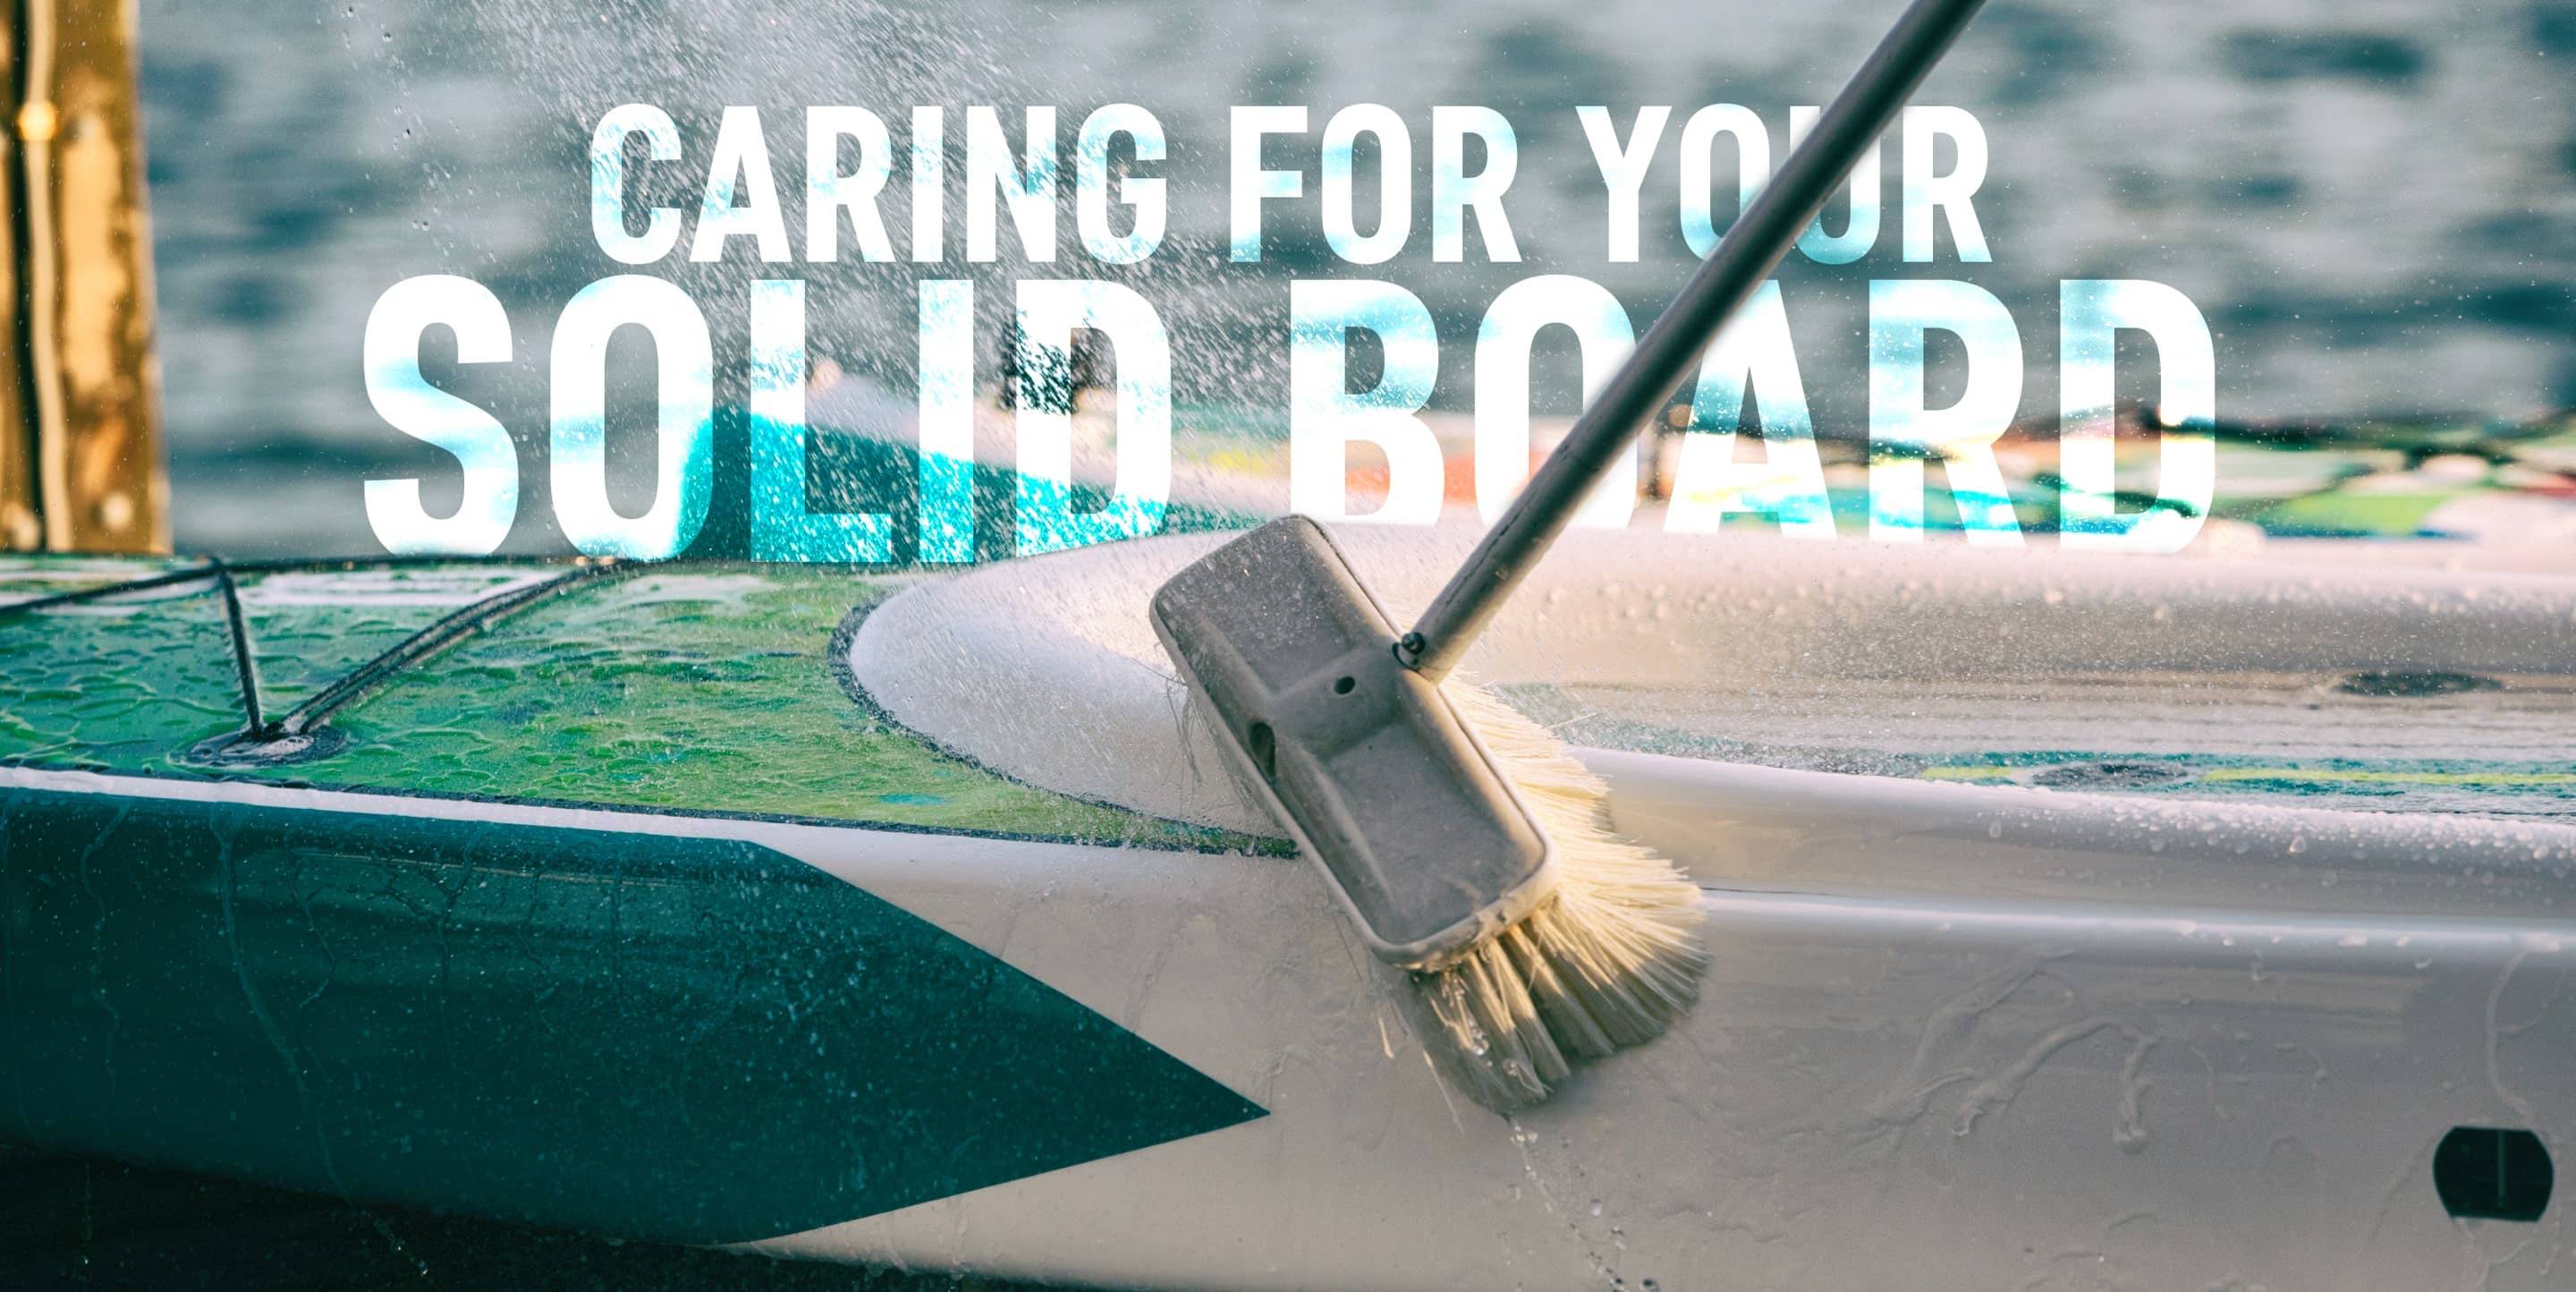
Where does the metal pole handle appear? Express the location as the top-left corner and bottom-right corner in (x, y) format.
(1397, 0), (1988, 681)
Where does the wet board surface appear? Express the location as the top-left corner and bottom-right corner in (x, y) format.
(13, 547), (2576, 1289)
(0, 557), (1262, 851)
(1511, 669), (2576, 820)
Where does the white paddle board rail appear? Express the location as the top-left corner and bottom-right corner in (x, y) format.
(833, 526), (2576, 1289)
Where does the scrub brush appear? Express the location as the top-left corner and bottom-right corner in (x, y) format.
(1154, 0), (1989, 1109)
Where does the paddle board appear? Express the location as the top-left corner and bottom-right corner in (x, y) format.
(4, 540), (2574, 1289)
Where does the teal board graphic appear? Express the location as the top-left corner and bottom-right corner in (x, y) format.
(0, 787), (1266, 1243)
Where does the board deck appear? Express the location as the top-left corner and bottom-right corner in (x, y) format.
(8, 528), (2572, 822)
(0, 557), (1259, 851)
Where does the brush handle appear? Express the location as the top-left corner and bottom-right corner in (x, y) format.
(1397, 0), (1989, 682)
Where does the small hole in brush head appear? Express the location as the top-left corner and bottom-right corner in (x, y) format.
(1247, 722), (1277, 780)
(1334, 676), (1356, 695)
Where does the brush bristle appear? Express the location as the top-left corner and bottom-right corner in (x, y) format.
(1405, 680), (1709, 1112)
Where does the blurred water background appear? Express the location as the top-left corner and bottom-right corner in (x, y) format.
(137, 0), (2576, 555)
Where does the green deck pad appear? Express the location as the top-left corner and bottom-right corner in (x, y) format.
(0, 577), (246, 769)
(296, 568), (1253, 846)
(0, 560), (1272, 850)
(0, 787), (1267, 1243)
(233, 565), (563, 713)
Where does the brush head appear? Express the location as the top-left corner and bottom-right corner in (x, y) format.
(1411, 680), (1708, 1109)
(1149, 515), (1558, 966)
(1153, 516), (1707, 1111)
